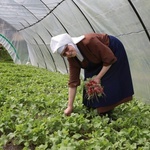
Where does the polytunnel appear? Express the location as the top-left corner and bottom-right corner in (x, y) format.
(0, 0), (150, 104)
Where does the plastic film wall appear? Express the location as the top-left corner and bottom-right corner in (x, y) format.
(0, 0), (150, 103)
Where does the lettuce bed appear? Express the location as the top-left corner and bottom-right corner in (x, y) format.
(0, 62), (150, 150)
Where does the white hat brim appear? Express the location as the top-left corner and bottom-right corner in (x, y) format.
(50, 33), (85, 53)
(72, 35), (85, 44)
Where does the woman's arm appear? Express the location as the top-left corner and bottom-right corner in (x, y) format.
(93, 65), (112, 83)
(64, 86), (77, 116)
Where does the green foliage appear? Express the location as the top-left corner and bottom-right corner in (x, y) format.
(0, 62), (150, 150)
(0, 45), (13, 62)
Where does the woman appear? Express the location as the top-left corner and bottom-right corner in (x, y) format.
(50, 33), (134, 116)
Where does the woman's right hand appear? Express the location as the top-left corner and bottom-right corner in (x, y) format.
(64, 106), (73, 116)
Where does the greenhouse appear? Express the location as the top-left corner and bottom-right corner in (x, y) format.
(0, 0), (150, 149)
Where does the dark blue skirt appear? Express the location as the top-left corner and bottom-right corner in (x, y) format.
(83, 35), (134, 108)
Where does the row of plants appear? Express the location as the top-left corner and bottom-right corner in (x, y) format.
(0, 62), (150, 150)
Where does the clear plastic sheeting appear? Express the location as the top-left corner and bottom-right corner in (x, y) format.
(0, 19), (29, 64)
(0, 0), (150, 103)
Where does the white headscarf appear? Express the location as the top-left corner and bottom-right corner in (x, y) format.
(50, 33), (85, 61)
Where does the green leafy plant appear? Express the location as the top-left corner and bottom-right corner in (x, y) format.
(0, 62), (150, 150)
(0, 45), (13, 62)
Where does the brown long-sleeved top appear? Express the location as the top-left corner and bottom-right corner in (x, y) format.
(67, 33), (117, 87)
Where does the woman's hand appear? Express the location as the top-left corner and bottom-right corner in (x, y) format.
(64, 87), (77, 116)
(93, 76), (101, 84)
(64, 106), (73, 116)
(94, 65), (112, 83)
